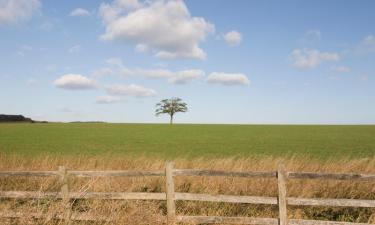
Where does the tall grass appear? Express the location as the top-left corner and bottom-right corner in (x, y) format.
(0, 154), (374, 224)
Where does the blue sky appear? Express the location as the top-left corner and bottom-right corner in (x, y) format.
(0, 0), (374, 124)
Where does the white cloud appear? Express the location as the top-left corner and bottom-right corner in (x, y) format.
(70, 8), (91, 17)
(99, 0), (214, 59)
(96, 95), (123, 104)
(168, 69), (204, 84)
(106, 84), (156, 97)
(136, 68), (174, 78)
(331, 66), (351, 73)
(223, 30), (242, 46)
(291, 49), (340, 69)
(54, 74), (97, 90)
(206, 72), (250, 86)
(68, 45), (81, 53)
(115, 0), (141, 9)
(93, 57), (204, 84)
(0, 0), (40, 26)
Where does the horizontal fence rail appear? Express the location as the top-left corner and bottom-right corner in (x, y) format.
(0, 163), (374, 224)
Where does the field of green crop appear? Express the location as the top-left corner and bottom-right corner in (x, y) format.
(0, 123), (374, 159)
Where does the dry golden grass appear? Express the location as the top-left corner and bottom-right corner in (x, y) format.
(0, 154), (374, 225)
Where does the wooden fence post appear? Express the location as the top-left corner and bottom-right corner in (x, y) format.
(58, 166), (71, 223)
(165, 161), (176, 225)
(277, 163), (288, 225)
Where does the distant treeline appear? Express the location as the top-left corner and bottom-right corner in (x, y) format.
(0, 114), (47, 123)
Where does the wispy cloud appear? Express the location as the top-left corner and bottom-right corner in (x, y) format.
(106, 84), (157, 97)
(93, 58), (204, 84)
(68, 45), (81, 53)
(291, 49), (340, 69)
(331, 66), (351, 73)
(70, 8), (90, 17)
(96, 95), (123, 104)
(356, 35), (375, 54)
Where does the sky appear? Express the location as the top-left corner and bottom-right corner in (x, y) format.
(0, 0), (375, 124)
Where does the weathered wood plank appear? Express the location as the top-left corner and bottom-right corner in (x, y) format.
(288, 197), (375, 208)
(58, 166), (71, 223)
(288, 172), (375, 181)
(58, 166), (69, 203)
(0, 171), (59, 177)
(0, 211), (111, 221)
(2, 213), (371, 225)
(69, 192), (166, 200)
(173, 169), (277, 178)
(0, 191), (166, 200)
(1, 170), (374, 181)
(68, 170), (165, 177)
(3, 191), (374, 209)
(0, 191), (61, 199)
(176, 216), (278, 225)
(289, 219), (372, 225)
(278, 163), (288, 225)
(177, 217), (373, 225)
(166, 161), (176, 225)
(175, 193), (277, 205)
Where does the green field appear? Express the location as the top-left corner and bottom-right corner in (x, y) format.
(0, 123), (374, 159)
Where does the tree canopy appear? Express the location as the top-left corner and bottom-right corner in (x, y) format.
(155, 98), (188, 124)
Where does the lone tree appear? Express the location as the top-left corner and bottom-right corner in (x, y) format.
(155, 98), (188, 124)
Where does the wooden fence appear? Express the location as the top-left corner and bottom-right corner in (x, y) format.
(0, 162), (374, 224)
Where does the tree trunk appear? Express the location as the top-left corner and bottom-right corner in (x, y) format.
(170, 114), (173, 124)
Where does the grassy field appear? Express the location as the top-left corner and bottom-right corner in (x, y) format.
(1, 123), (375, 224)
(0, 123), (374, 159)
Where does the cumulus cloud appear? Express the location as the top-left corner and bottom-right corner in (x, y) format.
(70, 8), (91, 17)
(331, 66), (351, 73)
(291, 49), (340, 69)
(206, 72), (250, 86)
(54, 74), (97, 90)
(168, 69), (204, 84)
(0, 0), (40, 26)
(223, 30), (242, 46)
(96, 95), (123, 104)
(99, 0), (214, 59)
(106, 84), (156, 97)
